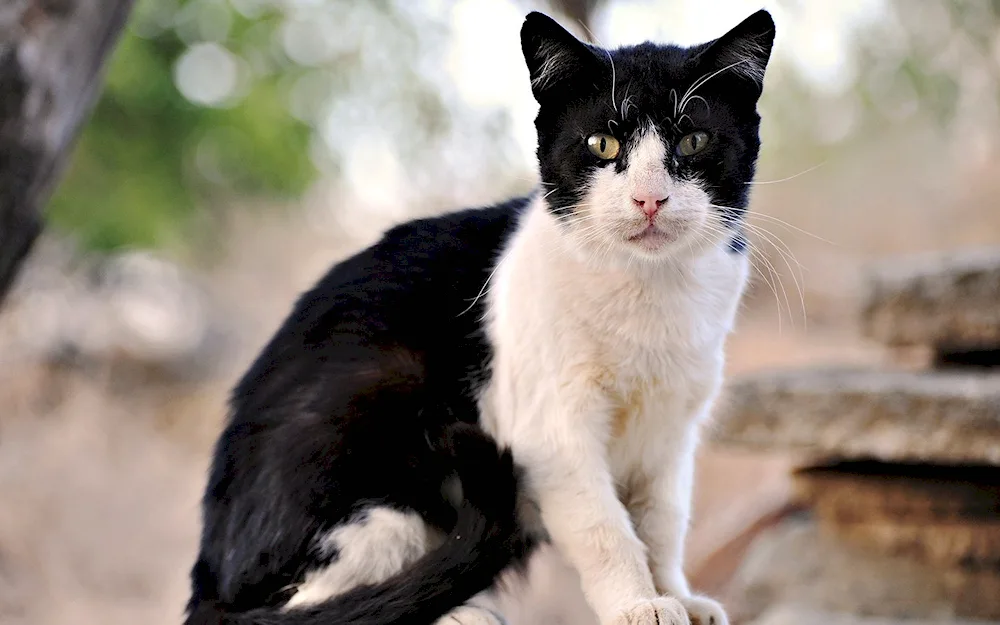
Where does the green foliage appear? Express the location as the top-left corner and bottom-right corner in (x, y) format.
(48, 0), (315, 252)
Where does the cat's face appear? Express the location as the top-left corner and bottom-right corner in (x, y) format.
(521, 11), (775, 263)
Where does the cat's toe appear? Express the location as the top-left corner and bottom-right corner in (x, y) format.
(678, 594), (728, 625)
(434, 605), (507, 625)
(611, 597), (690, 625)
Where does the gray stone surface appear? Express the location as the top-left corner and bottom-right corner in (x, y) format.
(724, 515), (1000, 623)
(748, 605), (996, 625)
(861, 247), (1000, 350)
(711, 367), (1000, 465)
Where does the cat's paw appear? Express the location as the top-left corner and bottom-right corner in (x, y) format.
(434, 605), (507, 625)
(610, 597), (690, 625)
(678, 594), (728, 625)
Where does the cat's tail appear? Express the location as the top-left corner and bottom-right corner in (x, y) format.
(185, 424), (530, 625)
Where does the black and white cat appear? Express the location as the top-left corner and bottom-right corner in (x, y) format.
(184, 9), (774, 625)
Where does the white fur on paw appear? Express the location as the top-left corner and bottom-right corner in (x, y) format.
(435, 605), (506, 625)
(678, 595), (728, 625)
(611, 597), (690, 625)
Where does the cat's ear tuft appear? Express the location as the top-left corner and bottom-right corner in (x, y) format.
(696, 9), (775, 94)
(520, 11), (596, 102)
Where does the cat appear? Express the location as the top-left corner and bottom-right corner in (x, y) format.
(184, 8), (774, 625)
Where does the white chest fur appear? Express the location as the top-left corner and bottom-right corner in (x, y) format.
(480, 199), (748, 478)
(478, 197), (749, 624)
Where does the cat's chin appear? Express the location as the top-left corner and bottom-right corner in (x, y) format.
(620, 221), (696, 259)
(626, 225), (679, 250)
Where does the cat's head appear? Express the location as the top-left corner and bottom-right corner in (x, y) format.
(521, 10), (774, 263)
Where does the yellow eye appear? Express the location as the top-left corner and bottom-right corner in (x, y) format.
(587, 134), (621, 160)
(677, 131), (710, 156)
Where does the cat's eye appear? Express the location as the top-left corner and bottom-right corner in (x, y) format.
(587, 134), (621, 160)
(677, 131), (711, 156)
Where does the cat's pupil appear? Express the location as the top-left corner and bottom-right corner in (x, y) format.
(600, 137), (607, 152)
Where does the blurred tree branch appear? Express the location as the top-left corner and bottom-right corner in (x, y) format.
(0, 0), (134, 307)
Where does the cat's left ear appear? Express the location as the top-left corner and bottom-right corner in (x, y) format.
(521, 11), (601, 103)
(694, 9), (775, 97)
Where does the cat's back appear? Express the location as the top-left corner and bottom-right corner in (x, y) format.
(232, 197), (528, 413)
(304, 197), (525, 333)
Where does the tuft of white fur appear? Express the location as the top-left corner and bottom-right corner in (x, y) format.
(480, 128), (748, 625)
(284, 507), (507, 624)
(285, 507), (436, 609)
(530, 42), (572, 91)
(714, 36), (768, 85)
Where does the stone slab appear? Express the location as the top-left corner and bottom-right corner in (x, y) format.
(861, 247), (1000, 350)
(724, 514), (1000, 623)
(710, 367), (1000, 465)
(794, 462), (1000, 521)
(794, 463), (1000, 568)
(748, 605), (996, 625)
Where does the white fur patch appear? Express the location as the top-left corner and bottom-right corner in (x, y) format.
(531, 42), (571, 91)
(284, 507), (436, 609)
(285, 508), (509, 623)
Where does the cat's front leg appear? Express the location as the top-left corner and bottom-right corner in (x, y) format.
(517, 420), (689, 625)
(630, 425), (728, 625)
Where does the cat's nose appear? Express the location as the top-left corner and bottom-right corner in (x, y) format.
(632, 194), (668, 219)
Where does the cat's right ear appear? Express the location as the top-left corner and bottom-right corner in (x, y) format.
(520, 12), (597, 103)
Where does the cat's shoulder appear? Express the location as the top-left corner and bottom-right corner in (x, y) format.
(377, 196), (530, 254)
(296, 196), (531, 298)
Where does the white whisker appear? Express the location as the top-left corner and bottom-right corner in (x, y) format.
(458, 251), (509, 317)
(746, 212), (837, 246)
(745, 162), (826, 186)
(711, 204), (836, 247)
(681, 95), (709, 117)
(679, 59), (750, 114)
(580, 22), (618, 116)
(743, 223), (807, 329)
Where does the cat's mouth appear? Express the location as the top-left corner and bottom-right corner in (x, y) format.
(626, 224), (679, 250)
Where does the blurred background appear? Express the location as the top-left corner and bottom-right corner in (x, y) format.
(2, 0), (1000, 624)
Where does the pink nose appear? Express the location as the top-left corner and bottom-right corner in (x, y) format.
(632, 194), (668, 219)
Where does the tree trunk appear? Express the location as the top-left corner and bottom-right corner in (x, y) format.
(0, 0), (135, 306)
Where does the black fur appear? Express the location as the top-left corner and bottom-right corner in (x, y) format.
(185, 10), (773, 625)
(185, 201), (532, 624)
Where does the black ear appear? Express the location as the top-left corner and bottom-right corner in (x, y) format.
(520, 11), (600, 103)
(694, 9), (775, 95)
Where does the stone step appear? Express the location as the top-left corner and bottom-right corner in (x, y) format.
(747, 605), (996, 625)
(862, 247), (1000, 351)
(710, 367), (1000, 465)
(792, 462), (1000, 568)
(794, 461), (1000, 520)
(723, 514), (1000, 623)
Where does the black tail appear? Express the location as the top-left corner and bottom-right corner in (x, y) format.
(185, 424), (529, 625)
